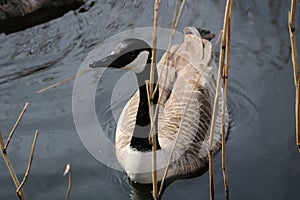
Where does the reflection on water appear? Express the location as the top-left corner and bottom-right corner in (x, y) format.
(0, 0), (300, 200)
(0, 1), (85, 34)
(130, 181), (158, 200)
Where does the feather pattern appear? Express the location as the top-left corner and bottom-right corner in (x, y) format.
(115, 27), (229, 183)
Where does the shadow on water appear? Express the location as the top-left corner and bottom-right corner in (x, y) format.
(0, 1), (87, 34)
(128, 164), (209, 200)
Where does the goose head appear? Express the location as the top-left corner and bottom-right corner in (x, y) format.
(89, 38), (152, 74)
(90, 38), (161, 153)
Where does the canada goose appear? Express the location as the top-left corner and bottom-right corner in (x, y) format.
(90, 27), (229, 184)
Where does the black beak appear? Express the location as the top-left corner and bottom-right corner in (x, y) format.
(196, 28), (215, 41)
(89, 54), (117, 68)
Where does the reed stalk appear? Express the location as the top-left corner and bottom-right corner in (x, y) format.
(153, 0), (186, 104)
(297, 77), (300, 152)
(16, 130), (39, 195)
(0, 131), (27, 200)
(208, 150), (215, 200)
(149, 1), (161, 198)
(150, 0), (187, 197)
(152, 0), (179, 98)
(148, 1), (186, 198)
(222, 1), (234, 199)
(208, 0), (234, 199)
(0, 103), (40, 200)
(149, 0), (161, 93)
(36, 68), (92, 94)
(222, 56), (230, 198)
(63, 164), (72, 200)
(288, 0), (300, 152)
(4, 102), (29, 151)
(151, 0), (186, 136)
(146, 81), (158, 200)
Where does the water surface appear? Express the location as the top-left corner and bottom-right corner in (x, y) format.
(0, 1), (300, 199)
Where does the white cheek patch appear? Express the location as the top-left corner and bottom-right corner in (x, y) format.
(122, 51), (149, 73)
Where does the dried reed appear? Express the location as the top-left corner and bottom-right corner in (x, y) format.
(222, 1), (234, 199)
(63, 164), (72, 200)
(288, 0), (300, 152)
(148, 0), (186, 198)
(0, 132), (27, 200)
(4, 102), (29, 151)
(148, 1), (161, 198)
(151, 0), (187, 196)
(152, 0), (179, 98)
(36, 68), (92, 94)
(16, 130), (39, 195)
(0, 102), (39, 200)
(208, 0), (234, 199)
(0, 102), (40, 200)
(152, 0), (186, 124)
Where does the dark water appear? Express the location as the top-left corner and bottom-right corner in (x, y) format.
(1, 0), (300, 199)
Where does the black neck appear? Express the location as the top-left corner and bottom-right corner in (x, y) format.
(130, 64), (161, 152)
